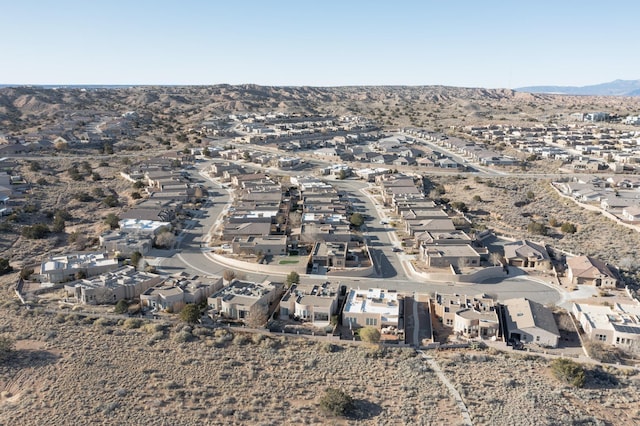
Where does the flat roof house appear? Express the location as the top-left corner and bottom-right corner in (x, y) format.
(433, 293), (499, 339)
(208, 279), (282, 322)
(64, 266), (164, 305)
(342, 288), (401, 330)
(573, 302), (640, 353)
(40, 252), (120, 284)
(502, 298), (560, 348)
(279, 282), (342, 328)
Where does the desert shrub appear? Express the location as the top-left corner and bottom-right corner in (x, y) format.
(114, 300), (129, 314)
(179, 304), (201, 324)
(123, 318), (143, 329)
(173, 330), (193, 343)
(19, 267), (34, 280)
(102, 195), (118, 207)
(21, 223), (50, 239)
(550, 358), (586, 388)
(94, 317), (113, 327)
(560, 222), (577, 234)
(585, 341), (627, 364)
(143, 323), (165, 334)
(318, 387), (354, 417)
(0, 258), (12, 275)
(358, 326), (381, 344)
(233, 334), (250, 346)
(527, 221), (547, 236)
(0, 335), (15, 362)
(104, 213), (120, 230)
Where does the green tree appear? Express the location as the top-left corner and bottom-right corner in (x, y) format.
(550, 358), (585, 388)
(318, 387), (354, 417)
(21, 223), (50, 239)
(285, 271), (300, 287)
(52, 214), (66, 233)
(349, 212), (364, 228)
(114, 299), (129, 314)
(527, 221), (547, 236)
(104, 213), (120, 230)
(133, 180), (145, 189)
(338, 169), (347, 180)
(19, 267), (34, 280)
(180, 304), (201, 324)
(102, 195), (118, 207)
(560, 222), (577, 234)
(0, 258), (12, 275)
(359, 326), (381, 344)
(451, 201), (468, 213)
(130, 251), (143, 269)
(0, 335), (15, 362)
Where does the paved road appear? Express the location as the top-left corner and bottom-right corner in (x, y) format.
(153, 159), (562, 306)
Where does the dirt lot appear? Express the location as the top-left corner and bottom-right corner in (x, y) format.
(1, 273), (639, 426)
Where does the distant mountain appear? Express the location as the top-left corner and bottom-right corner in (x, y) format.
(516, 79), (640, 96)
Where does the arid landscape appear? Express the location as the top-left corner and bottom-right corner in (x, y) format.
(2, 84), (640, 425)
(1, 273), (639, 426)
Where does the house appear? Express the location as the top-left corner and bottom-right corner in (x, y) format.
(221, 222), (272, 241)
(433, 293), (499, 339)
(566, 255), (618, 288)
(572, 302), (640, 353)
(502, 298), (560, 347)
(310, 241), (348, 271)
(422, 244), (481, 268)
(231, 235), (288, 256)
(622, 205), (640, 221)
(40, 252), (120, 283)
(208, 279), (282, 322)
(279, 281), (342, 327)
(64, 266), (164, 305)
(503, 240), (551, 270)
(342, 288), (402, 330)
(99, 231), (153, 256)
(141, 274), (223, 312)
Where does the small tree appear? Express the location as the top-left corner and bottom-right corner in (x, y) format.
(0, 258), (12, 275)
(349, 213), (364, 228)
(318, 387), (354, 417)
(130, 251), (143, 269)
(19, 267), (34, 280)
(489, 252), (503, 266)
(560, 222), (577, 234)
(102, 195), (118, 207)
(223, 269), (236, 283)
(359, 326), (381, 344)
(245, 303), (269, 328)
(114, 299), (129, 314)
(0, 335), (15, 362)
(104, 213), (120, 230)
(180, 304), (201, 324)
(285, 271), (300, 288)
(154, 230), (176, 249)
(527, 221), (547, 236)
(550, 358), (585, 388)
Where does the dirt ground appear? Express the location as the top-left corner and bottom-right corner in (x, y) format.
(1, 273), (639, 426)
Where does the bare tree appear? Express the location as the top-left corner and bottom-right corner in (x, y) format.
(489, 252), (503, 266)
(223, 269), (236, 283)
(245, 303), (269, 328)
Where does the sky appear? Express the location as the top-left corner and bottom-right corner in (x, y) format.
(1, 0), (639, 89)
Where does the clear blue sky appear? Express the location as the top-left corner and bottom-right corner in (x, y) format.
(2, 1), (639, 88)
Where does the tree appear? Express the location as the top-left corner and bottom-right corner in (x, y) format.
(450, 201), (468, 213)
(154, 230), (176, 249)
(359, 326), (381, 344)
(92, 172), (102, 181)
(338, 169), (347, 180)
(349, 213), (364, 228)
(550, 358), (585, 388)
(180, 304), (201, 324)
(19, 267), (34, 280)
(223, 269), (236, 283)
(560, 222), (577, 234)
(202, 147), (211, 157)
(104, 213), (120, 230)
(527, 221), (547, 236)
(0, 335), (15, 362)
(130, 191), (142, 200)
(285, 271), (300, 288)
(52, 214), (66, 233)
(245, 303), (269, 328)
(102, 195), (118, 207)
(489, 252), (503, 267)
(318, 387), (354, 417)
(21, 223), (50, 239)
(130, 251), (143, 269)
(0, 258), (13, 275)
(472, 195), (482, 202)
(114, 299), (129, 314)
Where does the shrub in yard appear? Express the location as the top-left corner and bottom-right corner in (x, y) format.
(179, 304), (201, 324)
(123, 318), (143, 329)
(318, 387), (354, 417)
(585, 341), (627, 364)
(0, 258), (12, 275)
(358, 326), (381, 344)
(550, 358), (585, 388)
(114, 300), (129, 314)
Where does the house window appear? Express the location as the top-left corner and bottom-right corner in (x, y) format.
(446, 319), (453, 326)
(536, 336), (540, 342)
(365, 318), (377, 326)
(595, 334), (607, 342)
